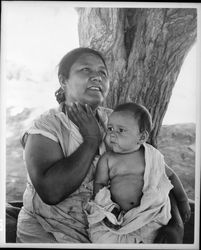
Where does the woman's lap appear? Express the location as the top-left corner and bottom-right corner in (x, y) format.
(16, 207), (57, 243)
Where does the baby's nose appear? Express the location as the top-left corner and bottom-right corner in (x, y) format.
(110, 132), (117, 138)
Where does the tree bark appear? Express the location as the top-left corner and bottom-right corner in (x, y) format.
(77, 8), (197, 147)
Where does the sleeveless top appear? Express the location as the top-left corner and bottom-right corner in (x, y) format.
(21, 104), (112, 243)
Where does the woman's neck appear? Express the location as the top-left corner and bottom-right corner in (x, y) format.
(64, 102), (98, 115)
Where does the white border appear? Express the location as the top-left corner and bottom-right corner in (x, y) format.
(194, 3), (201, 249)
(1, 1), (200, 249)
(0, 0), (6, 244)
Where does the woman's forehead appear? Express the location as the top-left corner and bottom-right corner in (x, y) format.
(74, 53), (106, 66)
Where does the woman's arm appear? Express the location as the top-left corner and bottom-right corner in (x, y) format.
(25, 134), (99, 205)
(154, 191), (184, 243)
(165, 165), (188, 202)
(25, 103), (102, 205)
(165, 165), (191, 222)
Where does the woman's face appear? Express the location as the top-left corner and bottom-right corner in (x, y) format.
(64, 53), (110, 109)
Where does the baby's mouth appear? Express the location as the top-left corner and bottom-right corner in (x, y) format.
(110, 140), (117, 145)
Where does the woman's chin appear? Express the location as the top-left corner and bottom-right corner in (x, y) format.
(85, 99), (103, 110)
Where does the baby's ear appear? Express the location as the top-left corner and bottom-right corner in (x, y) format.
(139, 130), (149, 143)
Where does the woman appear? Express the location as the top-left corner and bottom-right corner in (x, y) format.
(16, 47), (184, 243)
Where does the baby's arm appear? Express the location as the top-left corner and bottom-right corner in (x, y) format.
(165, 164), (191, 223)
(93, 153), (121, 229)
(93, 152), (110, 199)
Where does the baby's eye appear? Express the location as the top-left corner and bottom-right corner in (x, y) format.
(107, 126), (113, 132)
(118, 128), (125, 133)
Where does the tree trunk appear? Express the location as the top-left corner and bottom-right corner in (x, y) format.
(77, 8), (197, 147)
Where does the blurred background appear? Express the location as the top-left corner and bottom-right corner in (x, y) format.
(1, 2), (197, 202)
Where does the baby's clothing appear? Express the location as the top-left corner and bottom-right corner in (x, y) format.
(84, 143), (173, 243)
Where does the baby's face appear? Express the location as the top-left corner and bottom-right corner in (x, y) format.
(105, 111), (142, 154)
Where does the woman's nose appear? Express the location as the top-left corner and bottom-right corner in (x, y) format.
(90, 73), (102, 82)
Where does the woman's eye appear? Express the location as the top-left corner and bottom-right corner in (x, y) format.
(100, 70), (107, 77)
(81, 68), (90, 72)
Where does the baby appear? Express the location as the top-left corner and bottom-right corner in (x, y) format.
(86, 102), (191, 243)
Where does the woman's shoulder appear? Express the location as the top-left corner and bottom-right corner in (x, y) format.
(38, 106), (61, 118)
(25, 106), (67, 135)
(33, 106), (66, 124)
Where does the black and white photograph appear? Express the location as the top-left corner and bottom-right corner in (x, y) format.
(0, 1), (200, 249)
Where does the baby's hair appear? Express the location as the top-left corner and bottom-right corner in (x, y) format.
(114, 102), (153, 134)
(55, 47), (108, 104)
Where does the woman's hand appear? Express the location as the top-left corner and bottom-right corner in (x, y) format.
(154, 221), (184, 243)
(154, 191), (184, 243)
(67, 102), (102, 144)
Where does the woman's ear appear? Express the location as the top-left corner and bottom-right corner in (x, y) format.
(139, 130), (149, 144)
(58, 74), (67, 89)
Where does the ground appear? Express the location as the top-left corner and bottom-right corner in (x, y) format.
(158, 123), (195, 200)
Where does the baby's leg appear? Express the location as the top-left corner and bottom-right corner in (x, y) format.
(103, 217), (121, 230)
(103, 206), (122, 229)
(111, 206), (121, 218)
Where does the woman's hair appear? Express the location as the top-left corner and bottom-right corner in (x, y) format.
(55, 47), (108, 104)
(114, 102), (153, 134)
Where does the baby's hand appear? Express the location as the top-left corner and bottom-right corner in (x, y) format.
(178, 200), (191, 223)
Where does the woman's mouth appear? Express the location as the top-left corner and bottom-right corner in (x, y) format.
(87, 86), (102, 92)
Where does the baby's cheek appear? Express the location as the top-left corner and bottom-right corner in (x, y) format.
(104, 134), (110, 145)
(104, 137), (114, 151)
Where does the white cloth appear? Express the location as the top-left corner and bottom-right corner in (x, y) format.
(84, 143), (173, 243)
